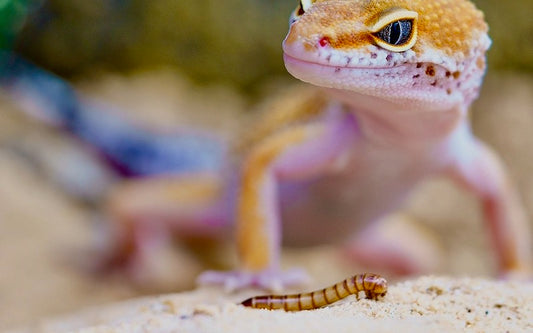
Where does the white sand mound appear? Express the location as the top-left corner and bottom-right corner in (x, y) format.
(16, 276), (533, 333)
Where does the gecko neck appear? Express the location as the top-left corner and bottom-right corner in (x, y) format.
(326, 88), (467, 146)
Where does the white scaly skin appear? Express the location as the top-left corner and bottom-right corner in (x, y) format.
(198, 0), (532, 291)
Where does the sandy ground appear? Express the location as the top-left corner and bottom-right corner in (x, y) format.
(1, 71), (532, 331)
(12, 276), (533, 332)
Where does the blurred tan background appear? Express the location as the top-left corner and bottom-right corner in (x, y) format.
(13, 0), (533, 87)
(1, 0), (533, 330)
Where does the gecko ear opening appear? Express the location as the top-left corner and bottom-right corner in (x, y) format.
(370, 9), (418, 52)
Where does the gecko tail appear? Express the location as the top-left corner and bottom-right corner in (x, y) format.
(0, 50), (80, 128)
(0, 51), (226, 177)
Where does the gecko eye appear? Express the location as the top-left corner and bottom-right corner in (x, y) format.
(375, 20), (413, 46)
(299, 0), (315, 12)
(370, 9), (418, 52)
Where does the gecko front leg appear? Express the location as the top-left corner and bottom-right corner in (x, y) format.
(198, 107), (358, 291)
(447, 127), (532, 278)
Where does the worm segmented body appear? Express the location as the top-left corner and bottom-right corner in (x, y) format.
(241, 273), (387, 311)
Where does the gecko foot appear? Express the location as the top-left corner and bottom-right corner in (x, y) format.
(197, 268), (311, 292)
(499, 266), (533, 281)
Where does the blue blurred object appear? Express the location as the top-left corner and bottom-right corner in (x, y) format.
(0, 51), (225, 177)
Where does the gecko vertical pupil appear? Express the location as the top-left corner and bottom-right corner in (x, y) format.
(375, 19), (413, 46)
(390, 22), (401, 44)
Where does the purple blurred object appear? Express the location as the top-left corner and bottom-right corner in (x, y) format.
(0, 51), (225, 178)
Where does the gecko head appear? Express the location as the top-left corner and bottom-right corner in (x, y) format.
(283, 0), (491, 112)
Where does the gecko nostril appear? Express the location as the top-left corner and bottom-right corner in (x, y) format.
(318, 37), (330, 47)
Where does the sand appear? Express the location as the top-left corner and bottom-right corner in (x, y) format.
(14, 276), (533, 332)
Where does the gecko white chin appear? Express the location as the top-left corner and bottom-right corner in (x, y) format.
(283, 53), (463, 112)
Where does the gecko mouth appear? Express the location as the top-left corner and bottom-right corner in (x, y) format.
(282, 51), (410, 94)
(282, 51), (463, 112)
(283, 52), (408, 71)
(283, 52), (409, 72)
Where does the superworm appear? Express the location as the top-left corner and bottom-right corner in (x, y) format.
(240, 273), (387, 311)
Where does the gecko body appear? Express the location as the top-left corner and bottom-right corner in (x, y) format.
(1, 1), (531, 290)
(199, 0), (532, 290)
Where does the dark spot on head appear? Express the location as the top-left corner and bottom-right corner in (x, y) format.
(446, 89), (452, 95)
(386, 54), (393, 62)
(426, 66), (436, 77)
(371, 53), (378, 59)
(445, 71), (451, 77)
(453, 71), (461, 79)
(431, 81), (437, 86)
(413, 74), (420, 78)
(416, 63), (423, 68)
(335, 67), (341, 73)
(326, 54), (332, 62)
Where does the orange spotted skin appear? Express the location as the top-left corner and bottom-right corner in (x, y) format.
(286, 0), (487, 59)
(241, 273), (387, 311)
